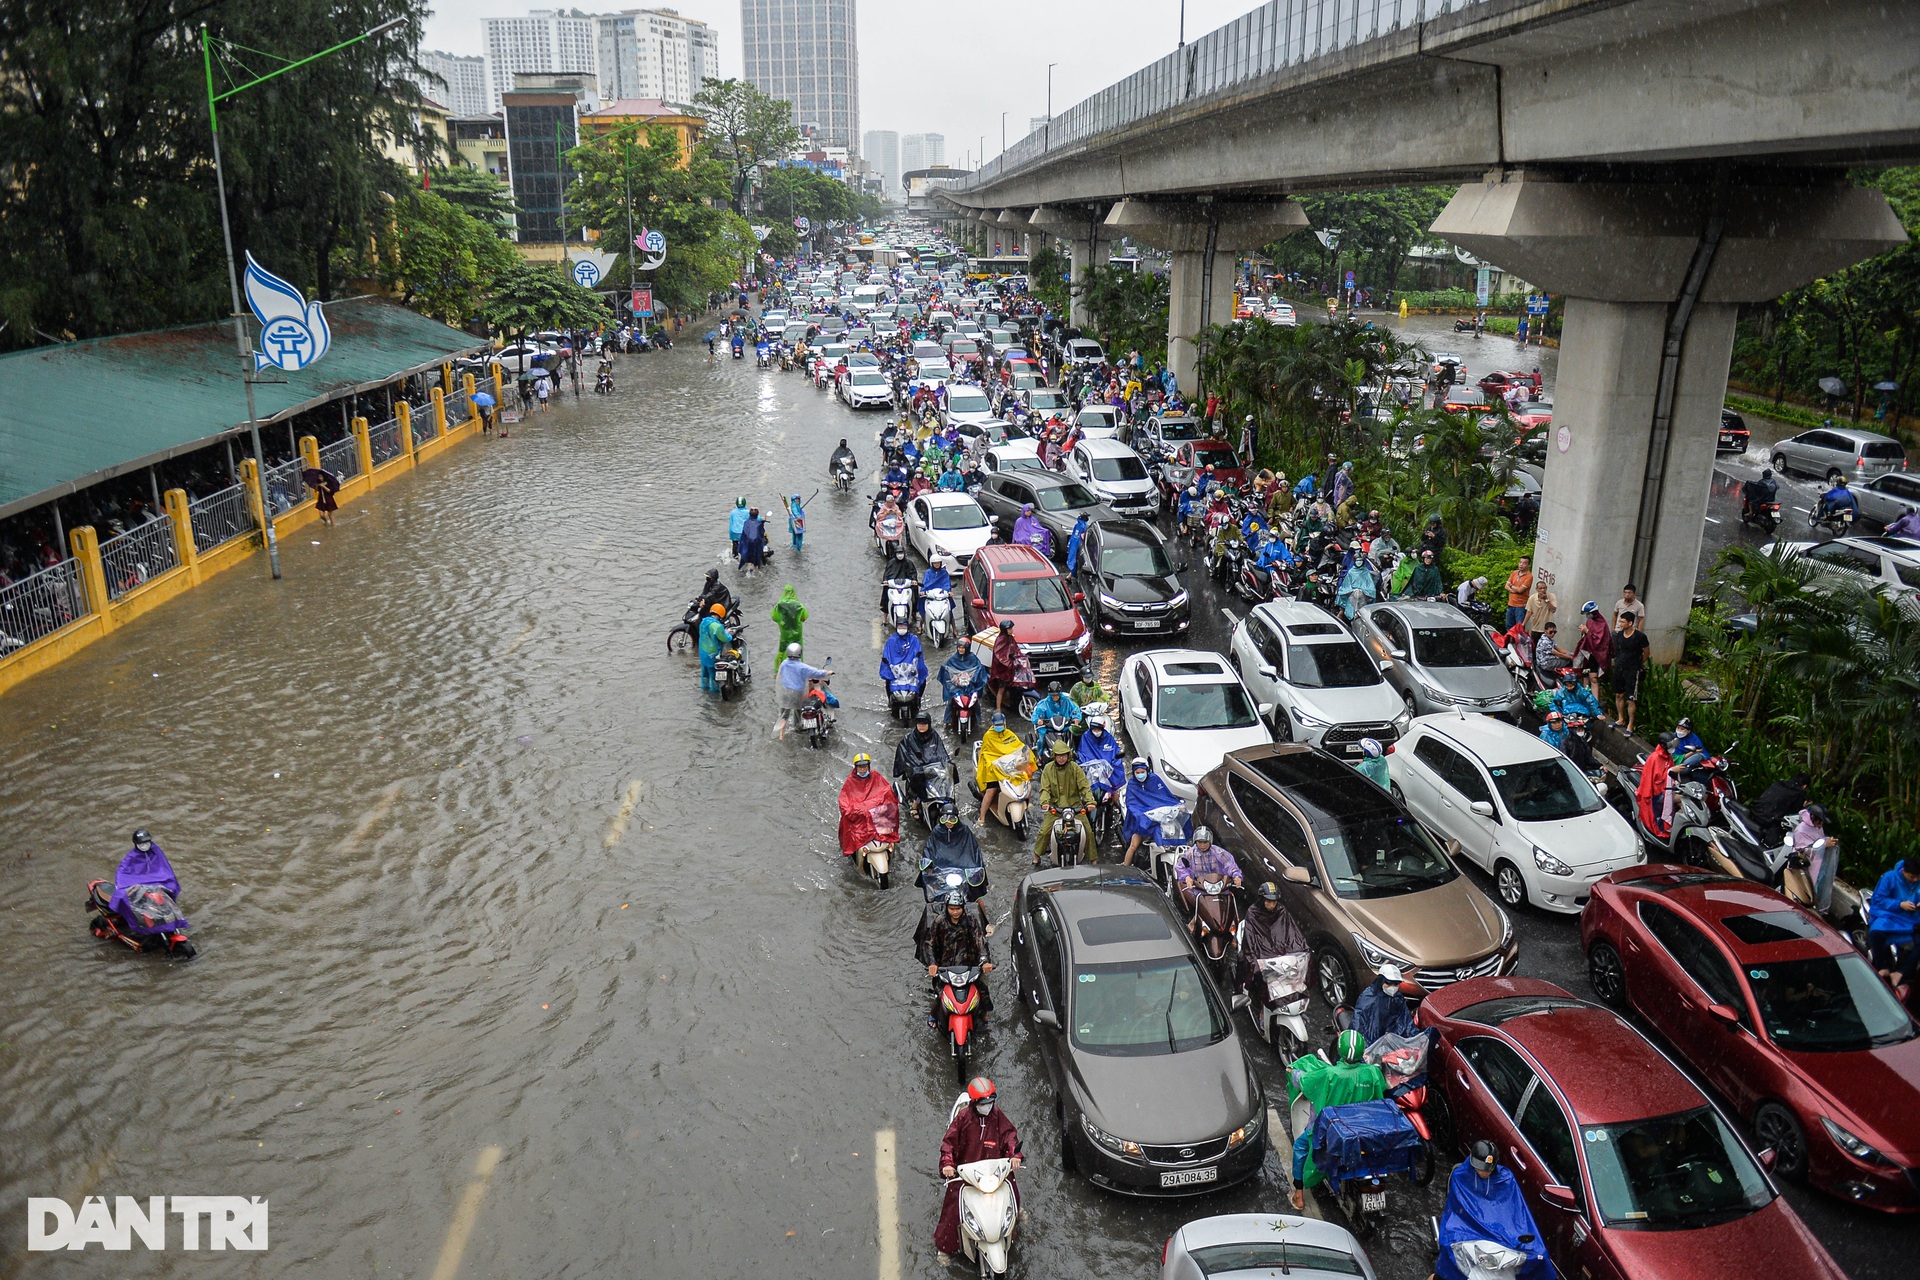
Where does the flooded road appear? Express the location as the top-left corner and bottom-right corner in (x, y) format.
(2, 334), (1910, 1280)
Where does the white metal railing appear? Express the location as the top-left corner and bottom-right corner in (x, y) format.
(187, 484), (252, 552)
(318, 436), (361, 480)
(263, 457), (308, 517)
(0, 558), (85, 652)
(368, 417), (403, 466)
(963, 0), (1475, 190)
(98, 518), (180, 601)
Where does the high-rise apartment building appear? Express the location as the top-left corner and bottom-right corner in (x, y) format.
(899, 133), (944, 174)
(740, 0), (859, 152)
(862, 130), (899, 194)
(503, 72), (599, 243)
(484, 10), (599, 113)
(597, 8), (719, 107)
(420, 50), (489, 118)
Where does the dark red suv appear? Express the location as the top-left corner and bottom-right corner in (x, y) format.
(963, 543), (1091, 686)
(1582, 865), (1920, 1211)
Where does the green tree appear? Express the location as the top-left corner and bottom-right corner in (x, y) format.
(369, 189), (516, 324)
(758, 165), (855, 227)
(1076, 265), (1170, 363)
(1264, 187), (1453, 297)
(427, 167), (518, 237)
(1029, 244), (1070, 313)
(480, 261), (608, 344)
(691, 77), (802, 216)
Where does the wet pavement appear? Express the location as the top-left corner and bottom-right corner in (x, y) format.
(2, 331), (1913, 1280)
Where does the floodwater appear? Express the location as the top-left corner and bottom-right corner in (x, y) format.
(1, 334), (1905, 1280)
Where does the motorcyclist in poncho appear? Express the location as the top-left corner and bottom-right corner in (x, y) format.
(1120, 756), (1189, 867)
(937, 645), (989, 733)
(1010, 503), (1053, 558)
(1287, 1029), (1385, 1209)
(1435, 1142), (1554, 1280)
(881, 621), (929, 703)
(918, 809), (991, 932)
(109, 830), (189, 940)
(838, 754), (899, 858)
(1239, 882), (1308, 1019)
(894, 710), (953, 823)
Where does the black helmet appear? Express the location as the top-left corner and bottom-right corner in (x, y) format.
(1257, 881), (1281, 904)
(1469, 1140), (1498, 1174)
(1806, 803), (1829, 825)
(1047, 680), (1062, 693)
(944, 889), (967, 907)
(132, 828), (153, 846)
(914, 710), (932, 726)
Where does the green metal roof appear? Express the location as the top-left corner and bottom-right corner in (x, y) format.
(0, 298), (488, 518)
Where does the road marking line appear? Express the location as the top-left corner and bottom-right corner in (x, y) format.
(1271, 1106), (1322, 1220)
(604, 779), (645, 848)
(1702, 516), (1721, 525)
(501, 622), (536, 657)
(428, 1145), (503, 1280)
(339, 782), (402, 854)
(871, 618), (884, 649)
(875, 1128), (899, 1280)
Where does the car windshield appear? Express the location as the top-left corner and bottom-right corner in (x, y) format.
(1745, 954), (1917, 1052)
(1582, 1107), (1773, 1229)
(1186, 1243), (1365, 1277)
(1315, 811), (1458, 899)
(990, 576), (1071, 613)
(1036, 483), (1101, 512)
(1029, 392), (1065, 407)
(852, 373), (886, 386)
(1070, 955), (1229, 1055)
(929, 504), (987, 532)
(1489, 756), (1607, 821)
(1155, 681), (1259, 730)
(949, 341), (978, 354)
(1285, 640), (1381, 689)
(1102, 543), (1173, 577)
(948, 391), (990, 413)
(1090, 455), (1150, 482)
(1157, 419), (1200, 441)
(993, 454), (1044, 472)
(1193, 447), (1238, 470)
(1411, 626), (1499, 668)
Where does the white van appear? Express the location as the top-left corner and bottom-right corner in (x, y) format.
(852, 284), (891, 312)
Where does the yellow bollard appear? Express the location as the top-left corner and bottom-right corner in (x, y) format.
(352, 416), (374, 478)
(300, 434), (322, 473)
(397, 402), (416, 465)
(432, 386), (448, 437)
(239, 457), (267, 539)
(68, 526), (112, 630)
(164, 489), (200, 585)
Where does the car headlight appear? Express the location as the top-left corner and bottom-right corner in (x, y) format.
(1292, 707), (1329, 728)
(1821, 1117), (1891, 1166)
(1074, 631), (1092, 654)
(1420, 680), (1456, 706)
(1532, 846), (1573, 877)
(1353, 933), (1409, 972)
(1082, 1115), (1143, 1157)
(1498, 908), (1515, 949)
(1100, 593), (1123, 608)
(1392, 708), (1413, 732)
(1169, 590), (1189, 609)
(1161, 761), (1193, 785)
(1225, 1107), (1266, 1149)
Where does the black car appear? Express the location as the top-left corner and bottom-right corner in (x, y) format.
(1718, 406), (1751, 453)
(1076, 519), (1191, 638)
(1012, 866), (1266, 1196)
(972, 472), (1114, 562)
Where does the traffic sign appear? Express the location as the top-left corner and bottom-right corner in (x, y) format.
(1344, 270), (1355, 288)
(630, 289), (653, 316)
(795, 216), (811, 232)
(572, 260), (602, 288)
(1527, 294), (1550, 315)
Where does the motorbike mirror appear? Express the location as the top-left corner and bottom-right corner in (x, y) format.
(1129, 704), (1147, 721)
(1282, 866), (1312, 885)
(1539, 1185), (1579, 1212)
(1706, 1002), (1741, 1025)
(1257, 664), (1278, 680)
(1469, 801), (1495, 818)
(1033, 1009), (1060, 1029)
(1230, 991), (1251, 1011)
(1445, 838), (1463, 857)
(1757, 1147), (1778, 1170)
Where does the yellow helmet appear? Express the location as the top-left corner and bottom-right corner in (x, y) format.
(852, 753), (872, 767)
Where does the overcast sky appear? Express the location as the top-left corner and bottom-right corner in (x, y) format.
(424, 0), (1268, 166)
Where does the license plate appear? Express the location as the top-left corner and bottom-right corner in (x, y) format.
(1133, 620), (1159, 630)
(1160, 1166), (1218, 1188)
(1361, 1190), (1387, 1212)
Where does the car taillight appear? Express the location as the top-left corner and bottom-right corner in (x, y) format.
(1858, 457), (1866, 468)
(1163, 1237), (1172, 1266)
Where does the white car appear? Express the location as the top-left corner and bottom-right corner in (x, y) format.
(1075, 405), (1120, 439)
(942, 384), (999, 432)
(843, 369), (894, 409)
(1117, 650), (1273, 801)
(1389, 714), (1641, 913)
(983, 441), (1044, 474)
(1266, 302), (1297, 327)
(1066, 438), (1159, 519)
(1064, 337), (1106, 366)
(917, 358), (955, 387)
(760, 310), (788, 329)
(905, 492), (995, 571)
(1227, 600), (1411, 756)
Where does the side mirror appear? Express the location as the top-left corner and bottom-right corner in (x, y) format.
(1758, 1147), (1778, 1170)
(972, 598), (988, 611)
(1257, 664), (1278, 680)
(1282, 866), (1312, 885)
(1469, 801), (1495, 818)
(1257, 703), (1275, 719)
(1129, 704), (1148, 721)
(1389, 648), (1408, 660)
(1231, 991), (1251, 1011)
(1071, 591), (1086, 604)
(1539, 1185), (1579, 1213)
(1707, 1002), (1741, 1026)
(1033, 1009), (1060, 1029)
(1446, 838), (1463, 857)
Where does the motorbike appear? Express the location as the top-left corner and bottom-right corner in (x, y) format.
(1233, 553), (1278, 604)
(852, 804), (900, 890)
(796, 681), (835, 749)
(714, 623), (752, 700)
(971, 742), (1035, 838)
(593, 371), (615, 395)
(923, 588), (955, 648)
(666, 596), (705, 653)
(1186, 872), (1242, 988)
(899, 762), (957, 831)
(1809, 502), (1856, 538)
(886, 661), (925, 723)
(1243, 948), (1312, 1059)
(87, 877), (195, 959)
(1038, 807), (1089, 868)
(949, 689), (982, 741)
(755, 346), (772, 368)
(1308, 1098), (1428, 1238)
(1079, 756), (1123, 850)
(933, 964), (986, 1083)
(731, 338), (745, 360)
(1741, 495), (1781, 533)
(943, 1094), (1018, 1278)
(876, 509), (906, 559)
(832, 457), (859, 493)
(1608, 754), (1720, 864)
(884, 577), (919, 630)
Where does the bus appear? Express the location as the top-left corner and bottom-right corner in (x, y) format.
(966, 255), (1031, 280)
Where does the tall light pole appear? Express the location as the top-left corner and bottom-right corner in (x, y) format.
(1046, 63), (1057, 123)
(1179, 0), (1188, 47)
(200, 17), (402, 580)
(1001, 112), (1007, 154)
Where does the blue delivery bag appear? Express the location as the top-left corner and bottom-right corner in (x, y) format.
(1312, 1100), (1423, 1190)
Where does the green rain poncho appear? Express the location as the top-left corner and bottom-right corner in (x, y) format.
(771, 585), (808, 655)
(1286, 1047), (1386, 1189)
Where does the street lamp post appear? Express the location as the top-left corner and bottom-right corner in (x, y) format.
(199, 18), (401, 580)
(1047, 63), (1056, 124)
(1001, 112), (1007, 154)
(1179, 0), (1188, 47)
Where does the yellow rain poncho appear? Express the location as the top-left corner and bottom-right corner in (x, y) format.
(975, 726), (1030, 792)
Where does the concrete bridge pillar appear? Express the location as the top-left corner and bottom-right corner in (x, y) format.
(1029, 205), (1114, 327)
(1104, 199), (1309, 396)
(995, 209), (1032, 257)
(1435, 173), (1906, 662)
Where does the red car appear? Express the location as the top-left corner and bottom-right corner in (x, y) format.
(1419, 974), (1848, 1280)
(1582, 865), (1920, 1211)
(1480, 369), (1543, 401)
(962, 544), (1090, 686)
(1171, 439), (1247, 492)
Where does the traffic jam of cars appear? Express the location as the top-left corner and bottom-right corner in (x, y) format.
(778, 223), (1915, 1280)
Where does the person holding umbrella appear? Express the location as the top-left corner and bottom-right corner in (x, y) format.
(302, 466), (341, 527)
(471, 389), (497, 435)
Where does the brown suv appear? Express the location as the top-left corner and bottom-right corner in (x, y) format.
(1193, 744), (1517, 1008)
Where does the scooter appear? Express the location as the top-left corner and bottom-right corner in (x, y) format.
(1038, 807), (1089, 868)
(87, 879), (194, 959)
(1079, 756), (1124, 850)
(852, 802), (899, 890)
(1809, 503), (1856, 538)
(935, 963), (986, 1083)
(876, 509), (906, 559)
(1186, 873), (1242, 988)
(832, 457), (859, 493)
(886, 664), (925, 723)
(899, 762), (957, 831)
(884, 577), (918, 630)
(971, 742), (1034, 839)
(796, 682), (835, 748)
(1740, 496), (1781, 533)
(924, 588), (955, 648)
(1608, 758), (1717, 865)
(1243, 948), (1312, 1059)
(713, 623), (752, 700)
(943, 1093), (1018, 1278)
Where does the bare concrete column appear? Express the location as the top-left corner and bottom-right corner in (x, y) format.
(1166, 250), (1242, 395)
(1029, 206), (1113, 327)
(1434, 173), (1906, 661)
(1066, 237), (1111, 326)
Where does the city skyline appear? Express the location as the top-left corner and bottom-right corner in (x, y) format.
(741, 0), (859, 153)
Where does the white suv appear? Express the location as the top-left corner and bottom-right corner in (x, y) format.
(1065, 438), (1159, 518)
(1227, 600), (1410, 756)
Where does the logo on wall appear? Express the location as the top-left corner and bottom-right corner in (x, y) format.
(794, 216), (811, 232)
(572, 260), (602, 288)
(244, 254), (329, 373)
(634, 228), (667, 271)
